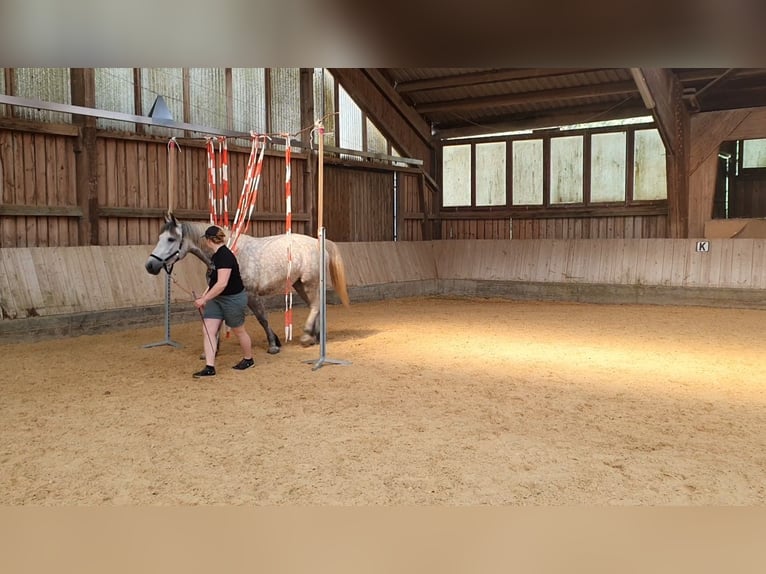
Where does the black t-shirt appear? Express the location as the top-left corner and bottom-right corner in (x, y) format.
(209, 245), (245, 296)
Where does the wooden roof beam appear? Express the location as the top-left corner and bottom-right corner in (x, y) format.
(393, 68), (603, 93)
(328, 68), (435, 173)
(632, 68), (690, 238)
(435, 101), (651, 139)
(415, 81), (639, 114)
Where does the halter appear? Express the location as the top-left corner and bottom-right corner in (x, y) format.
(149, 225), (184, 273)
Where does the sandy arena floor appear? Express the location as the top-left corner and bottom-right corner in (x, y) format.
(1, 297), (764, 505)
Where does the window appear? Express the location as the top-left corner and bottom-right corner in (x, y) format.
(512, 140), (543, 205)
(742, 138), (766, 168)
(441, 123), (667, 209)
(590, 132), (626, 203)
(442, 144), (471, 207)
(550, 135), (583, 204)
(633, 129), (667, 201)
(475, 142), (505, 206)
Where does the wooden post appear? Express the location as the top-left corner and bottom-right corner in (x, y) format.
(70, 68), (98, 246)
(168, 138), (178, 213)
(299, 68), (317, 236)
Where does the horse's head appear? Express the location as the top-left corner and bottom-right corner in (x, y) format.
(145, 213), (190, 275)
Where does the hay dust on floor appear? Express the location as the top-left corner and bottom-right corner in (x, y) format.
(1, 297), (764, 505)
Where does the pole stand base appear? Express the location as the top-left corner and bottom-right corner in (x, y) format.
(143, 340), (182, 349)
(303, 357), (352, 371)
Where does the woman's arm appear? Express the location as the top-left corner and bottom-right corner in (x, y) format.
(194, 268), (232, 308)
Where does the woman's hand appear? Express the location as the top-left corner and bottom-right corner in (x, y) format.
(194, 297), (206, 309)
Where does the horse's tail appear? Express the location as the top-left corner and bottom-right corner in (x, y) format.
(326, 241), (350, 308)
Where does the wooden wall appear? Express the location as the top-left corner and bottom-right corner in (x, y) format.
(431, 238), (766, 289)
(5, 106), (766, 246)
(0, 245), (208, 320)
(2, 238), (764, 334)
(440, 214), (667, 240)
(0, 125), (80, 247)
(324, 164), (394, 242)
(0, 124), (311, 248)
(95, 137), (309, 245)
(689, 107), (766, 237)
(729, 175), (766, 218)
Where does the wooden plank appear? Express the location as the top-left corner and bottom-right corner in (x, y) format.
(520, 240), (541, 282)
(683, 240), (707, 287)
(668, 240), (689, 286)
(4, 248), (44, 316)
(0, 205), (84, 216)
(28, 247), (79, 315)
(48, 247), (81, 313)
(82, 246), (114, 310)
(1, 132), (17, 245)
(546, 239), (567, 283)
(750, 240), (766, 289)
(0, 249), (19, 318)
(11, 132), (24, 246)
(621, 239), (640, 284)
(103, 139), (118, 245)
(564, 240), (587, 283)
(137, 141), (149, 243)
(730, 239), (755, 287)
(655, 240), (674, 286)
(633, 239), (653, 285)
(715, 240), (735, 288)
(125, 140), (139, 243)
(727, 108), (766, 141)
(593, 240), (613, 283)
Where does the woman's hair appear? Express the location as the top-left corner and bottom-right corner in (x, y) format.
(203, 225), (226, 244)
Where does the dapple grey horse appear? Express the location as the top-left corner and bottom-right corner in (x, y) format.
(145, 214), (350, 354)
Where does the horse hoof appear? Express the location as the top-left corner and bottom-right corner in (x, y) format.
(300, 335), (316, 347)
(267, 346), (280, 355)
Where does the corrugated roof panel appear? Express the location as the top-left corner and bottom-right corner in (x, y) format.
(141, 68), (184, 138)
(188, 68), (227, 131)
(314, 68), (335, 147)
(13, 68), (71, 123)
(232, 68), (266, 138)
(95, 68), (135, 132)
(270, 68), (301, 142)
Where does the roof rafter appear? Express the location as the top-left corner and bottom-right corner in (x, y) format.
(393, 68), (604, 93)
(434, 101), (650, 138)
(416, 81), (639, 114)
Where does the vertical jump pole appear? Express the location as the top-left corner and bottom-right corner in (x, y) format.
(144, 138), (181, 349)
(306, 121), (350, 370)
(143, 267), (181, 348)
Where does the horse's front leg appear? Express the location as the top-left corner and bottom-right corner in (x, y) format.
(247, 292), (282, 354)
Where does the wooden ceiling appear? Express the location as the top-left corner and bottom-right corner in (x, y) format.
(372, 68), (766, 139)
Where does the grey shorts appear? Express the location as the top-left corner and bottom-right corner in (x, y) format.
(203, 290), (248, 328)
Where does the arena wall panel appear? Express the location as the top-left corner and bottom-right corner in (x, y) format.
(2, 238), (765, 342)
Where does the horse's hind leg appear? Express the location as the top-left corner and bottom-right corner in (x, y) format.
(247, 293), (282, 354)
(300, 302), (320, 347)
(293, 281), (320, 347)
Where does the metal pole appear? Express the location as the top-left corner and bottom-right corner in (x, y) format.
(305, 228), (350, 370)
(143, 267), (182, 349)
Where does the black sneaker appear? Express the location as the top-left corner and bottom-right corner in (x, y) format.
(193, 366), (216, 378)
(232, 358), (255, 370)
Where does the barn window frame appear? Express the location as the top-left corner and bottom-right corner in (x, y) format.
(440, 121), (668, 215)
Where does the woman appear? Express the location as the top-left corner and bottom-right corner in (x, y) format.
(192, 225), (254, 378)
